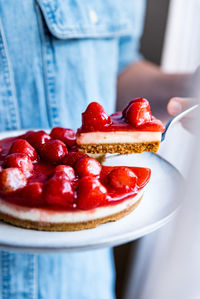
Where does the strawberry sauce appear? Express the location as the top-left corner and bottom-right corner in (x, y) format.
(0, 135), (151, 211)
(78, 112), (165, 133)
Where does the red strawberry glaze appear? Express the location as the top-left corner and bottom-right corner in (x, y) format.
(78, 112), (165, 133)
(0, 135), (151, 211)
(78, 99), (165, 133)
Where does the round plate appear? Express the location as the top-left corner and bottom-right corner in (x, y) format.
(0, 131), (182, 253)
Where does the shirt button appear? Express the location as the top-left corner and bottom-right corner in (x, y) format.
(89, 9), (98, 25)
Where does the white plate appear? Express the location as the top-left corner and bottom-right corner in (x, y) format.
(0, 131), (182, 253)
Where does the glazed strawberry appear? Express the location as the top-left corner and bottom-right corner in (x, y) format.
(77, 176), (107, 210)
(4, 153), (33, 178)
(82, 102), (111, 131)
(0, 168), (27, 193)
(39, 140), (68, 163)
(75, 157), (101, 178)
(122, 98), (152, 126)
(9, 139), (37, 161)
(122, 98), (149, 118)
(44, 177), (74, 207)
(18, 130), (35, 140)
(18, 182), (44, 206)
(50, 127), (76, 147)
(109, 167), (137, 191)
(62, 152), (88, 167)
(26, 130), (51, 150)
(54, 165), (75, 181)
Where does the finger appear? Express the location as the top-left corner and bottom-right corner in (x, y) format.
(167, 97), (197, 116)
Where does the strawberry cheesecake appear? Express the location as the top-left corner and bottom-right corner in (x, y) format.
(0, 130), (151, 231)
(76, 98), (165, 154)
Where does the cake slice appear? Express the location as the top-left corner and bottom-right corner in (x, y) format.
(76, 98), (165, 154)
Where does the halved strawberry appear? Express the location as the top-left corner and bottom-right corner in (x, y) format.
(54, 165), (76, 181)
(108, 167), (137, 191)
(44, 177), (74, 207)
(9, 139), (37, 161)
(77, 176), (107, 210)
(0, 168), (27, 193)
(26, 130), (51, 150)
(4, 153), (33, 178)
(82, 102), (111, 131)
(39, 140), (68, 163)
(75, 157), (101, 178)
(50, 127), (76, 147)
(61, 152), (88, 167)
(122, 98), (152, 126)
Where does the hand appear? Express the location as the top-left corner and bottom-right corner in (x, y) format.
(167, 66), (200, 131)
(167, 97), (196, 116)
(167, 97), (199, 131)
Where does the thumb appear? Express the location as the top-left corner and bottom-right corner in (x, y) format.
(167, 97), (196, 116)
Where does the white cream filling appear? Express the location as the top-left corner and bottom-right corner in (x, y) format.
(0, 190), (144, 223)
(77, 131), (161, 145)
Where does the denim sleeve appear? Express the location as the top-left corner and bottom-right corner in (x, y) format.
(118, 0), (146, 74)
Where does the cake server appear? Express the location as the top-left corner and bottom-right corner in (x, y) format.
(161, 104), (199, 141)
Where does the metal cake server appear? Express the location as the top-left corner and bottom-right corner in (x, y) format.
(161, 104), (199, 141)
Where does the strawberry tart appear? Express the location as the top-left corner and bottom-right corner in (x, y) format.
(76, 98), (165, 154)
(0, 130), (151, 231)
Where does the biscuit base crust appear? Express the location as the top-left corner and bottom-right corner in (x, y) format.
(0, 196), (142, 231)
(78, 142), (160, 154)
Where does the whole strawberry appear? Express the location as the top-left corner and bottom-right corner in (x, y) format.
(50, 127), (76, 147)
(77, 176), (107, 210)
(122, 98), (152, 127)
(0, 168), (27, 193)
(18, 182), (44, 206)
(61, 152), (88, 167)
(26, 130), (51, 150)
(108, 167), (137, 191)
(54, 165), (76, 181)
(9, 139), (37, 161)
(44, 177), (74, 208)
(4, 153), (33, 178)
(39, 140), (68, 163)
(75, 157), (102, 178)
(82, 102), (111, 131)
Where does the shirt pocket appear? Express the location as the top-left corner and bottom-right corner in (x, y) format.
(36, 0), (134, 39)
(36, 0), (135, 128)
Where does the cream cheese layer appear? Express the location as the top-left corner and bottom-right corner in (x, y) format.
(77, 131), (161, 145)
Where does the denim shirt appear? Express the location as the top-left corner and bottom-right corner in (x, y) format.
(0, 0), (146, 298)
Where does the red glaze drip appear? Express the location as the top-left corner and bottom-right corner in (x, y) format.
(0, 135), (151, 211)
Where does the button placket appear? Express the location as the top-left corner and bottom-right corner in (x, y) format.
(36, 5), (60, 128)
